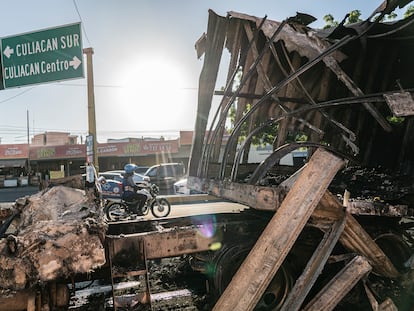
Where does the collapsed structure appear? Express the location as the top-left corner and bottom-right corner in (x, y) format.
(188, 0), (414, 310)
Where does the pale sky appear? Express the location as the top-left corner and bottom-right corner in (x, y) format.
(0, 0), (400, 144)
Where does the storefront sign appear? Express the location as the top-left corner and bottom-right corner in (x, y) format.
(6, 139), (179, 161)
(0, 144), (28, 158)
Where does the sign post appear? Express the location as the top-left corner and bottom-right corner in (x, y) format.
(0, 23), (84, 89)
(86, 135), (94, 164)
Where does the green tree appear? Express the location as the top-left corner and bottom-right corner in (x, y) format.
(324, 4), (414, 29)
(404, 5), (414, 18)
(323, 14), (338, 29)
(323, 10), (362, 29)
(346, 10), (362, 24)
(384, 12), (398, 20)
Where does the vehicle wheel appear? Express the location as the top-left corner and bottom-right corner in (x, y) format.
(151, 198), (171, 218)
(105, 202), (128, 221)
(211, 242), (292, 310)
(141, 204), (150, 216)
(374, 232), (412, 272)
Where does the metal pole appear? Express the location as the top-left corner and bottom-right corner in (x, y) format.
(83, 47), (99, 170)
(26, 110), (31, 175)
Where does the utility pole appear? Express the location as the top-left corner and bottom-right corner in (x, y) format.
(83, 47), (99, 171)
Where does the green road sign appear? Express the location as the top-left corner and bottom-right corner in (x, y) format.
(0, 23), (84, 89)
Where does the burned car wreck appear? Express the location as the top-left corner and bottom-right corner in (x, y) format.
(187, 0), (414, 310)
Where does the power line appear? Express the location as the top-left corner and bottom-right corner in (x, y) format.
(73, 0), (92, 46)
(56, 82), (198, 90)
(0, 87), (35, 105)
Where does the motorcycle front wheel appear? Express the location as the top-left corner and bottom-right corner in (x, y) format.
(151, 198), (171, 218)
(105, 202), (128, 221)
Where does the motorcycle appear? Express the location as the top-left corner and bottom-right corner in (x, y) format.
(104, 183), (171, 220)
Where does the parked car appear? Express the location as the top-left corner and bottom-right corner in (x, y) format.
(135, 166), (149, 174)
(174, 178), (204, 195)
(144, 163), (185, 192)
(101, 170), (150, 185)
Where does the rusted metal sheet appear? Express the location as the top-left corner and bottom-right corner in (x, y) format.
(107, 225), (222, 260)
(347, 200), (408, 217)
(188, 10), (227, 176)
(188, 176), (286, 211)
(190, 6), (414, 188)
(212, 148), (345, 311)
(302, 255), (372, 311)
(384, 91), (414, 117)
(0, 289), (35, 311)
(323, 55), (392, 133)
(228, 11), (346, 62)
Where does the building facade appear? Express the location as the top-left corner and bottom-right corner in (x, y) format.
(0, 131), (195, 186)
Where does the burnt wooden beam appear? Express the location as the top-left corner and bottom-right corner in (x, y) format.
(188, 10), (227, 176)
(338, 211), (399, 278)
(212, 148), (345, 311)
(379, 299), (399, 311)
(200, 16), (275, 178)
(363, 281), (398, 311)
(280, 212), (347, 311)
(211, 20), (242, 163)
(302, 255), (372, 311)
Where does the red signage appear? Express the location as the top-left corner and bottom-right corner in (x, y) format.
(141, 141), (179, 154)
(98, 140), (179, 157)
(0, 144), (28, 159)
(30, 145), (86, 160)
(18, 139), (180, 160)
(97, 143), (122, 157)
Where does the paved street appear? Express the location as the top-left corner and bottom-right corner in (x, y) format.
(0, 186), (39, 203)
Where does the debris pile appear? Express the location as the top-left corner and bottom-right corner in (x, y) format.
(0, 186), (107, 293)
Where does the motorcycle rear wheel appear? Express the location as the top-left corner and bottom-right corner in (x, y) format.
(151, 198), (171, 218)
(141, 204), (150, 216)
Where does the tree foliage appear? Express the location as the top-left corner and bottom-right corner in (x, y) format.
(323, 5), (414, 29)
(323, 10), (362, 29)
(323, 14), (338, 29)
(404, 5), (414, 18)
(347, 10), (362, 24)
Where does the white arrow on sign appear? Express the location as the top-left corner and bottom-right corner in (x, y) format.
(69, 56), (82, 70)
(3, 46), (14, 58)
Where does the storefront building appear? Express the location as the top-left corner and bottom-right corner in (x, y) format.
(0, 137), (184, 187)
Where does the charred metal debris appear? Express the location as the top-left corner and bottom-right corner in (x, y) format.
(187, 1), (414, 310)
(189, 0), (414, 213)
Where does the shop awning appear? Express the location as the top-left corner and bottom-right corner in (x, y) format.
(0, 159), (27, 168)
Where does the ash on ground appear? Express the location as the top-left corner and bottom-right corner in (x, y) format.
(69, 256), (213, 311)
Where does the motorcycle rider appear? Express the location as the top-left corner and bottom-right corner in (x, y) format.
(122, 163), (147, 215)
